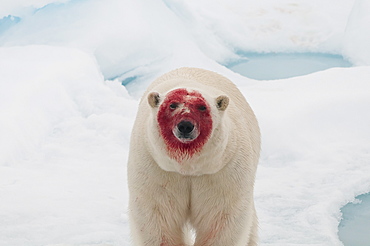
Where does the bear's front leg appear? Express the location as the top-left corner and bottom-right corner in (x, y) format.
(192, 207), (258, 246)
(129, 196), (188, 246)
(128, 165), (191, 246)
(191, 172), (258, 246)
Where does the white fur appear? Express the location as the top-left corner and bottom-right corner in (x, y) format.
(127, 67), (261, 246)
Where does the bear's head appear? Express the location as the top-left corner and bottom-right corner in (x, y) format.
(148, 88), (229, 164)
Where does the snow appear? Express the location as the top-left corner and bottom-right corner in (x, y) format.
(0, 45), (134, 245)
(0, 0), (369, 245)
(343, 0), (370, 65)
(242, 67), (370, 245)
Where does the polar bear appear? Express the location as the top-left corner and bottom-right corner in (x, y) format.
(127, 67), (260, 246)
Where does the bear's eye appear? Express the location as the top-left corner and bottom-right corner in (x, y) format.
(198, 105), (207, 111)
(169, 103), (178, 109)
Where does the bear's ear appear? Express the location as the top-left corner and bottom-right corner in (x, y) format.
(148, 92), (160, 108)
(216, 95), (229, 111)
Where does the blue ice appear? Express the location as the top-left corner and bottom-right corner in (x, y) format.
(339, 193), (370, 246)
(227, 52), (351, 80)
(0, 15), (21, 35)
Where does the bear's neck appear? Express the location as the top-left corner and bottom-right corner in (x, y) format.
(164, 128), (233, 176)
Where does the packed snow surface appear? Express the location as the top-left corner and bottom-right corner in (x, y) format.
(1, 0), (370, 246)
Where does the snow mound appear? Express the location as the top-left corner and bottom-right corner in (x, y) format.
(0, 45), (134, 246)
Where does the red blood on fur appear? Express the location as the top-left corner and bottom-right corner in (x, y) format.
(157, 88), (212, 162)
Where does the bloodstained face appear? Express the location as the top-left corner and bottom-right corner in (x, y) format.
(157, 88), (213, 162)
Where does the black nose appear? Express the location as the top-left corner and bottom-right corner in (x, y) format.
(177, 121), (194, 134)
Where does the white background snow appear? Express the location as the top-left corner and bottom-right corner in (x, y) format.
(0, 0), (369, 245)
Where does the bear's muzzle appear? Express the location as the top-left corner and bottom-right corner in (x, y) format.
(173, 120), (198, 142)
